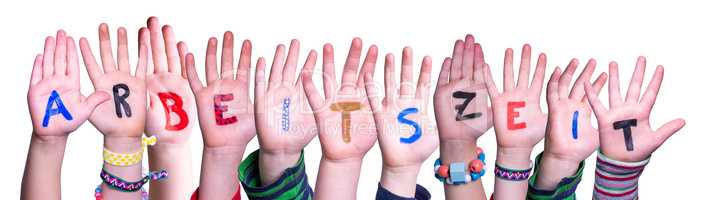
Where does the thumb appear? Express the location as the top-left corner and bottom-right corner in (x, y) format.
(655, 118), (686, 146)
(82, 91), (110, 114)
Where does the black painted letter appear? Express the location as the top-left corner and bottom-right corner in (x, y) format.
(113, 83), (131, 118)
(613, 119), (637, 151)
(453, 91), (482, 121)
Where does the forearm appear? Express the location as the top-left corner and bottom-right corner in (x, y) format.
(198, 146), (245, 199)
(440, 140), (486, 200)
(314, 157), (363, 200)
(21, 135), (67, 200)
(101, 136), (143, 199)
(379, 164), (420, 197)
(148, 143), (194, 200)
(258, 149), (301, 186)
(493, 147), (532, 200)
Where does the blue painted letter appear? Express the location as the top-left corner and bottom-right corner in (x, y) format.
(572, 111), (579, 139)
(398, 107), (421, 144)
(42, 90), (73, 127)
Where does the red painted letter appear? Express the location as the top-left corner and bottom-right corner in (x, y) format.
(158, 92), (189, 131)
(507, 101), (526, 130)
(214, 94), (238, 125)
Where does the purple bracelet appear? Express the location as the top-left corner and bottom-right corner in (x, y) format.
(100, 168), (168, 192)
(494, 163), (532, 181)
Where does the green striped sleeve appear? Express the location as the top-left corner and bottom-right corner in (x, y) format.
(238, 149), (313, 200)
(527, 152), (584, 200)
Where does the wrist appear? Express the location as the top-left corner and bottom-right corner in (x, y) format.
(533, 153), (580, 190)
(497, 147), (533, 169)
(31, 133), (68, 145)
(440, 140), (478, 162)
(104, 136), (142, 153)
(380, 164), (420, 197)
(258, 150), (302, 186)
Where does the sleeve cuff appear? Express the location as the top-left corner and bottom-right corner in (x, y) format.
(527, 152), (585, 200)
(237, 149), (313, 200)
(593, 151), (649, 200)
(375, 183), (431, 200)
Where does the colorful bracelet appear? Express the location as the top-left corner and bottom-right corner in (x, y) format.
(494, 162), (533, 181)
(94, 185), (148, 200)
(434, 147), (486, 185)
(100, 168), (168, 192)
(103, 136), (158, 166)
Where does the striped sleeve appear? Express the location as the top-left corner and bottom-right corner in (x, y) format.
(237, 149), (313, 200)
(593, 152), (649, 200)
(527, 152), (585, 200)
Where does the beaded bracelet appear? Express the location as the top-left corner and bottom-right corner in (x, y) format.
(100, 168), (168, 192)
(434, 147), (487, 185)
(94, 185), (148, 200)
(103, 136), (158, 166)
(494, 162), (533, 181)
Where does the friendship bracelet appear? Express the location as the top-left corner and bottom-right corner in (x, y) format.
(100, 168), (168, 192)
(103, 136), (158, 166)
(494, 163), (533, 181)
(434, 147), (487, 185)
(94, 185), (148, 200)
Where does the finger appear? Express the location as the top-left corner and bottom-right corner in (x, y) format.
(399, 47), (414, 98)
(30, 55), (43, 86)
(384, 54), (397, 103)
(363, 72), (382, 112)
(185, 53), (204, 93)
(147, 17), (166, 73)
(340, 38), (362, 91)
(254, 57), (266, 102)
(136, 43), (148, 79)
(98, 24), (116, 73)
(81, 91), (111, 115)
(302, 61), (324, 112)
(355, 45), (378, 87)
(516, 44), (532, 89)
(282, 39), (300, 86)
(221, 31), (235, 79)
(625, 56), (646, 103)
(66, 37), (78, 81)
(297, 50), (318, 88)
(205, 37), (219, 84)
(473, 43), (486, 83)
(268, 44), (286, 90)
(79, 38), (102, 86)
(582, 72), (608, 103)
(449, 40), (464, 81)
(162, 25), (181, 75)
(437, 57), (451, 86)
(654, 119), (685, 146)
(558, 59), (579, 98)
(415, 56), (432, 99)
(530, 53), (547, 97)
(503, 48), (515, 91)
(322, 44), (337, 98)
(570, 59), (596, 100)
(54, 30), (67, 76)
(236, 40), (253, 83)
(483, 63), (499, 99)
(42, 36), (55, 79)
(463, 35), (475, 80)
(117, 27), (130, 73)
(584, 82), (607, 118)
(640, 65), (664, 110)
(177, 41), (188, 78)
(608, 61), (623, 108)
(547, 67), (562, 103)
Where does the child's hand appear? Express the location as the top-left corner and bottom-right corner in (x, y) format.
(80, 24), (147, 137)
(435, 35), (492, 143)
(28, 30), (110, 139)
(301, 38), (378, 162)
(585, 57), (685, 162)
(484, 44), (548, 156)
(543, 59), (607, 163)
(144, 17), (195, 144)
(363, 47), (436, 196)
(185, 32), (255, 149)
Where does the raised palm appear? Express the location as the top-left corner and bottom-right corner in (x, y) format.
(434, 35), (492, 141)
(484, 44), (548, 149)
(28, 30), (109, 138)
(186, 32), (256, 148)
(302, 38), (378, 161)
(254, 40), (317, 153)
(364, 47), (437, 167)
(80, 24), (147, 137)
(585, 57), (685, 162)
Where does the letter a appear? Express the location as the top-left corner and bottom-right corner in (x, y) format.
(42, 90), (73, 127)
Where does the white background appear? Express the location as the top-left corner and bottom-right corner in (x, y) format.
(2, 0), (699, 199)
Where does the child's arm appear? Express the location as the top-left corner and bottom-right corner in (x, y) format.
(584, 57), (685, 199)
(143, 17), (196, 200)
(79, 23), (150, 199)
(363, 47), (437, 199)
(301, 38), (379, 200)
(22, 30), (110, 199)
(184, 32), (256, 199)
(433, 35), (491, 200)
(527, 59), (607, 199)
(483, 44), (548, 200)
